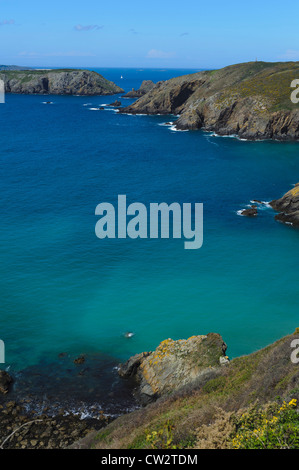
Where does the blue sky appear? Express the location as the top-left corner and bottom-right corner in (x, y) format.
(0, 0), (298, 68)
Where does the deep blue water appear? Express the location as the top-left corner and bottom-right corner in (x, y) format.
(1, 67), (299, 386)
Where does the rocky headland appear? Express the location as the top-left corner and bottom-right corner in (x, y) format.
(122, 80), (155, 98)
(270, 183), (299, 226)
(120, 61), (299, 140)
(0, 69), (124, 95)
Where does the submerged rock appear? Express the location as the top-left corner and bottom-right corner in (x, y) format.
(73, 355), (86, 365)
(270, 183), (299, 227)
(119, 333), (227, 404)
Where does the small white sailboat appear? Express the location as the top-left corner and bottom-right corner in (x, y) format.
(120, 75), (124, 79)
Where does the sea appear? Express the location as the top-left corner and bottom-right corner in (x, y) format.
(1, 67), (299, 416)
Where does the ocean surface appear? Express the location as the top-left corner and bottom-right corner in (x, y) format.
(1, 67), (299, 413)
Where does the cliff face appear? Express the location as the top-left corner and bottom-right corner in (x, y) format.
(0, 69), (124, 95)
(271, 183), (299, 226)
(119, 334), (228, 404)
(120, 61), (299, 140)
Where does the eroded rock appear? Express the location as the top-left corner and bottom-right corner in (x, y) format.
(119, 333), (227, 404)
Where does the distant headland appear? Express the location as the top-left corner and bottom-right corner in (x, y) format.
(0, 68), (124, 95)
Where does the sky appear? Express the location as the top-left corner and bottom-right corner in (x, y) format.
(0, 0), (298, 69)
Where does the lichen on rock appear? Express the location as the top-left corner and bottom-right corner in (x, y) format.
(118, 333), (227, 404)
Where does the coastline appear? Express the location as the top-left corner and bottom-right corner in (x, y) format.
(2, 325), (299, 449)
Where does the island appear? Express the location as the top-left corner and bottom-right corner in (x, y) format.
(0, 69), (124, 95)
(120, 61), (299, 140)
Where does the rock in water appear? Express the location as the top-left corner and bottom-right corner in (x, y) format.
(240, 205), (258, 217)
(118, 333), (227, 404)
(270, 183), (299, 226)
(108, 100), (121, 107)
(0, 69), (124, 96)
(0, 370), (13, 394)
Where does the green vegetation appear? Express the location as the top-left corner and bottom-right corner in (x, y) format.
(213, 62), (299, 112)
(231, 399), (299, 449)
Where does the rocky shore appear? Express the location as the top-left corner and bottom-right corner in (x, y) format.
(0, 371), (109, 449)
(120, 61), (299, 140)
(0, 69), (124, 95)
(0, 400), (108, 449)
(2, 328), (299, 449)
(0, 352), (137, 449)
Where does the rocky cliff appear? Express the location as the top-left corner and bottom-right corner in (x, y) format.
(120, 61), (299, 140)
(270, 183), (299, 226)
(0, 69), (124, 95)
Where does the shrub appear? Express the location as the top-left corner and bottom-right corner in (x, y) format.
(231, 399), (299, 449)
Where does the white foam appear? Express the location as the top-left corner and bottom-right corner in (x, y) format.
(169, 125), (188, 132)
(250, 200), (272, 208)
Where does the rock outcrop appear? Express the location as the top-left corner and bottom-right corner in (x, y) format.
(108, 100), (121, 107)
(0, 370), (13, 394)
(240, 205), (258, 217)
(122, 80), (155, 98)
(119, 333), (228, 404)
(270, 183), (299, 226)
(0, 69), (124, 95)
(120, 61), (299, 140)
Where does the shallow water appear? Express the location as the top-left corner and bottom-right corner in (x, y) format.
(1, 67), (299, 388)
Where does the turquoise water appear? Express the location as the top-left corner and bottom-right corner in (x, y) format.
(1, 68), (299, 375)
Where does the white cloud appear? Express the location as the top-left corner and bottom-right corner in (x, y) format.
(146, 49), (175, 59)
(74, 24), (103, 31)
